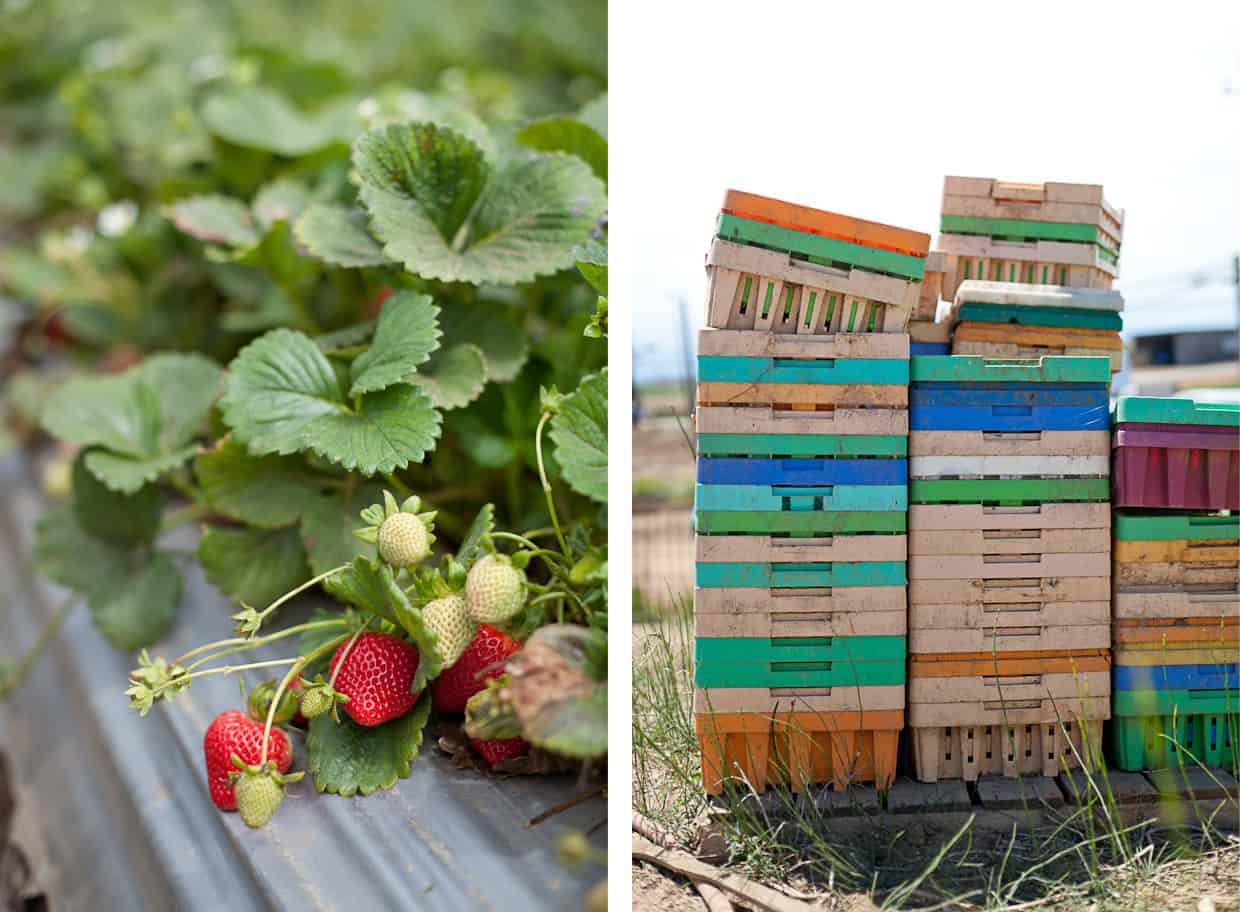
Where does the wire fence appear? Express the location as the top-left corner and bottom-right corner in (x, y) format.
(632, 506), (694, 610)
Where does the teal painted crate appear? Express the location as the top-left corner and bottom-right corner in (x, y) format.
(1111, 689), (1238, 771)
(956, 302), (1123, 331)
(698, 355), (909, 385)
(694, 635), (907, 689)
(696, 433), (908, 458)
(695, 560), (907, 588)
(695, 511), (906, 535)
(939, 214), (1115, 254)
(695, 484), (907, 512)
(910, 355), (1111, 384)
(716, 213), (926, 281)
(1114, 511), (1240, 542)
(1113, 397), (1240, 428)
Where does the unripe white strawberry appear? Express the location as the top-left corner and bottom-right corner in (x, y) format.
(465, 554), (527, 624)
(423, 594), (475, 666)
(377, 512), (431, 568)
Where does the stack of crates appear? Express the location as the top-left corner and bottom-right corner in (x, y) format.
(937, 177), (1125, 372)
(694, 189), (929, 794)
(907, 354), (1114, 782)
(1110, 396), (1240, 772)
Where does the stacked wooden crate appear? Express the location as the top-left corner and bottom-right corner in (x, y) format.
(694, 190), (929, 794)
(1110, 397), (1240, 772)
(938, 178), (1125, 372)
(907, 354), (1113, 782)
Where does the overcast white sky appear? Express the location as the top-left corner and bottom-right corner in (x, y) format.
(627, 2), (1240, 381)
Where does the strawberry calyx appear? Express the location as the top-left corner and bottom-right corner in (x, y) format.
(298, 677), (349, 720)
(229, 754), (305, 828)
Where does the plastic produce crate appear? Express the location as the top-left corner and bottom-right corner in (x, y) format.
(1112, 586), (1240, 620)
(695, 560), (907, 589)
(1114, 511), (1240, 541)
(694, 590), (906, 638)
(956, 303), (1122, 330)
(1113, 643), (1239, 667)
(696, 710), (902, 793)
(694, 640), (906, 689)
(911, 716), (1102, 782)
(938, 235), (1116, 301)
(1113, 618), (1237, 644)
(940, 177), (1123, 249)
(1112, 422), (1239, 511)
(1111, 690), (1238, 770)
(1114, 663), (1239, 691)
(694, 684), (904, 715)
(697, 380), (908, 408)
(910, 575), (1111, 606)
(695, 483), (907, 512)
(910, 526), (1110, 556)
(696, 431), (907, 458)
(696, 510), (906, 535)
(908, 599), (1109, 634)
(911, 403), (1110, 432)
(699, 327), (910, 359)
(698, 355), (910, 385)
(695, 404), (908, 437)
(911, 383), (1110, 408)
(916, 251), (946, 321)
(910, 354), (1113, 384)
(909, 318), (951, 354)
(953, 323), (1123, 372)
(909, 476), (1110, 505)
(696, 533), (907, 564)
(696, 456), (907, 485)
(909, 623), (1110, 653)
(909, 649), (1111, 677)
(910, 551), (1109, 579)
(705, 239), (919, 333)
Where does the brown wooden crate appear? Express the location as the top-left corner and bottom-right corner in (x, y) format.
(908, 502), (1110, 532)
(910, 650), (1110, 677)
(954, 321), (1122, 350)
(694, 606), (905, 638)
(695, 404), (909, 436)
(693, 684), (904, 715)
(695, 586), (906, 616)
(909, 526), (1110, 556)
(908, 599), (1110, 631)
(908, 318), (952, 344)
(697, 533), (907, 564)
(909, 670), (1111, 704)
(1113, 644), (1240, 665)
(910, 551), (1110, 580)
(1111, 587), (1240, 620)
(697, 328), (909, 359)
(910, 576), (1112, 605)
(697, 381), (908, 408)
(1112, 624), (1238, 645)
(909, 429), (1109, 458)
(1114, 539), (1238, 564)
(942, 253), (1114, 302)
(911, 716), (1102, 782)
(909, 696), (1111, 727)
(909, 623), (1110, 653)
(721, 189), (931, 256)
(1114, 561), (1239, 588)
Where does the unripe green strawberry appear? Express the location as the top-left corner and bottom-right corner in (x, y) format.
(246, 678), (301, 726)
(234, 772), (286, 828)
(465, 554), (527, 624)
(423, 594), (475, 667)
(298, 685), (335, 720)
(377, 512), (431, 568)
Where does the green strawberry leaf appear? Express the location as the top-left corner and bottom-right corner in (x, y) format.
(455, 503), (494, 568)
(354, 122), (606, 284)
(314, 319), (377, 353)
(574, 237), (607, 296)
(298, 482), (385, 576)
(548, 368), (607, 503)
(253, 178), (311, 230)
(194, 437), (316, 528)
(578, 93), (607, 139)
(88, 552), (181, 651)
(198, 525), (310, 608)
(222, 328), (442, 473)
(305, 385), (442, 475)
(516, 116), (607, 182)
(438, 300), (528, 382)
(307, 691), (431, 796)
(220, 328), (346, 456)
(165, 195), (260, 247)
(584, 297), (607, 339)
(293, 203), (389, 268)
(409, 343), (486, 409)
(323, 558), (442, 690)
(41, 354), (223, 493)
(348, 292), (440, 396)
(33, 505), (131, 596)
(71, 452), (165, 547)
(201, 86), (358, 156)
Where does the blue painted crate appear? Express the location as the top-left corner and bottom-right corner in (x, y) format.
(1114, 663), (1240, 692)
(911, 383), (1109, 408)
(695, 560), (908, 588)
(910, 342), (950, 355)
(695, 483), (908, 512)
(909, 403), (1110, 431)
(697, 355), (910, 385)
(696, 457), (906, 486)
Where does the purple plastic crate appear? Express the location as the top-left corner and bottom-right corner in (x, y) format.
(1113, 422), (1239, 510)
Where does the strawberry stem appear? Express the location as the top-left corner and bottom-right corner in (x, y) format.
(182, 658), (300, 681)
(177, 619), (351, 670)
(0, 594), (76, 701)
(534, 411), (572, 561)
(260, 633), (351, 765)
(248, 564), (352, 635)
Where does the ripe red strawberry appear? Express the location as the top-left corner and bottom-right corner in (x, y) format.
(203, 710), (293, 811)
(432, 624), (521, 713)
(471, 736), (529, 766)
(329, 632), (420, 727)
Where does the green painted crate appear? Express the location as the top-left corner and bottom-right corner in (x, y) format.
(698, 355), (910, 386)
(1113, 397), (1240, 428)
(909, 476), (1110, 505)
(695, 560), (907, 588)
(695, 635), (907, 689)
(910, 355), (1112, 384)
(1114, 511), (1240, 542)
(1111, 690), (1238, 771)
(695, 511), (906, 535)
(715, 213), (926, 281)
(956, 302), (1123, 331)
(696, 433), (908, 458)
(939, 214), (1113, 249)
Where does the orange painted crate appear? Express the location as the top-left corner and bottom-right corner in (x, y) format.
(696, 710), (901, 794)
(912, 715), (1103, 782)
(1113, 538), (1238, 588)
(697, 381), (908, 408)
(952, 322), (1123, 371)
(721, 189), (931, 258)
(910, 649), (1110, 677)
(1113, 617), (1238, 645)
